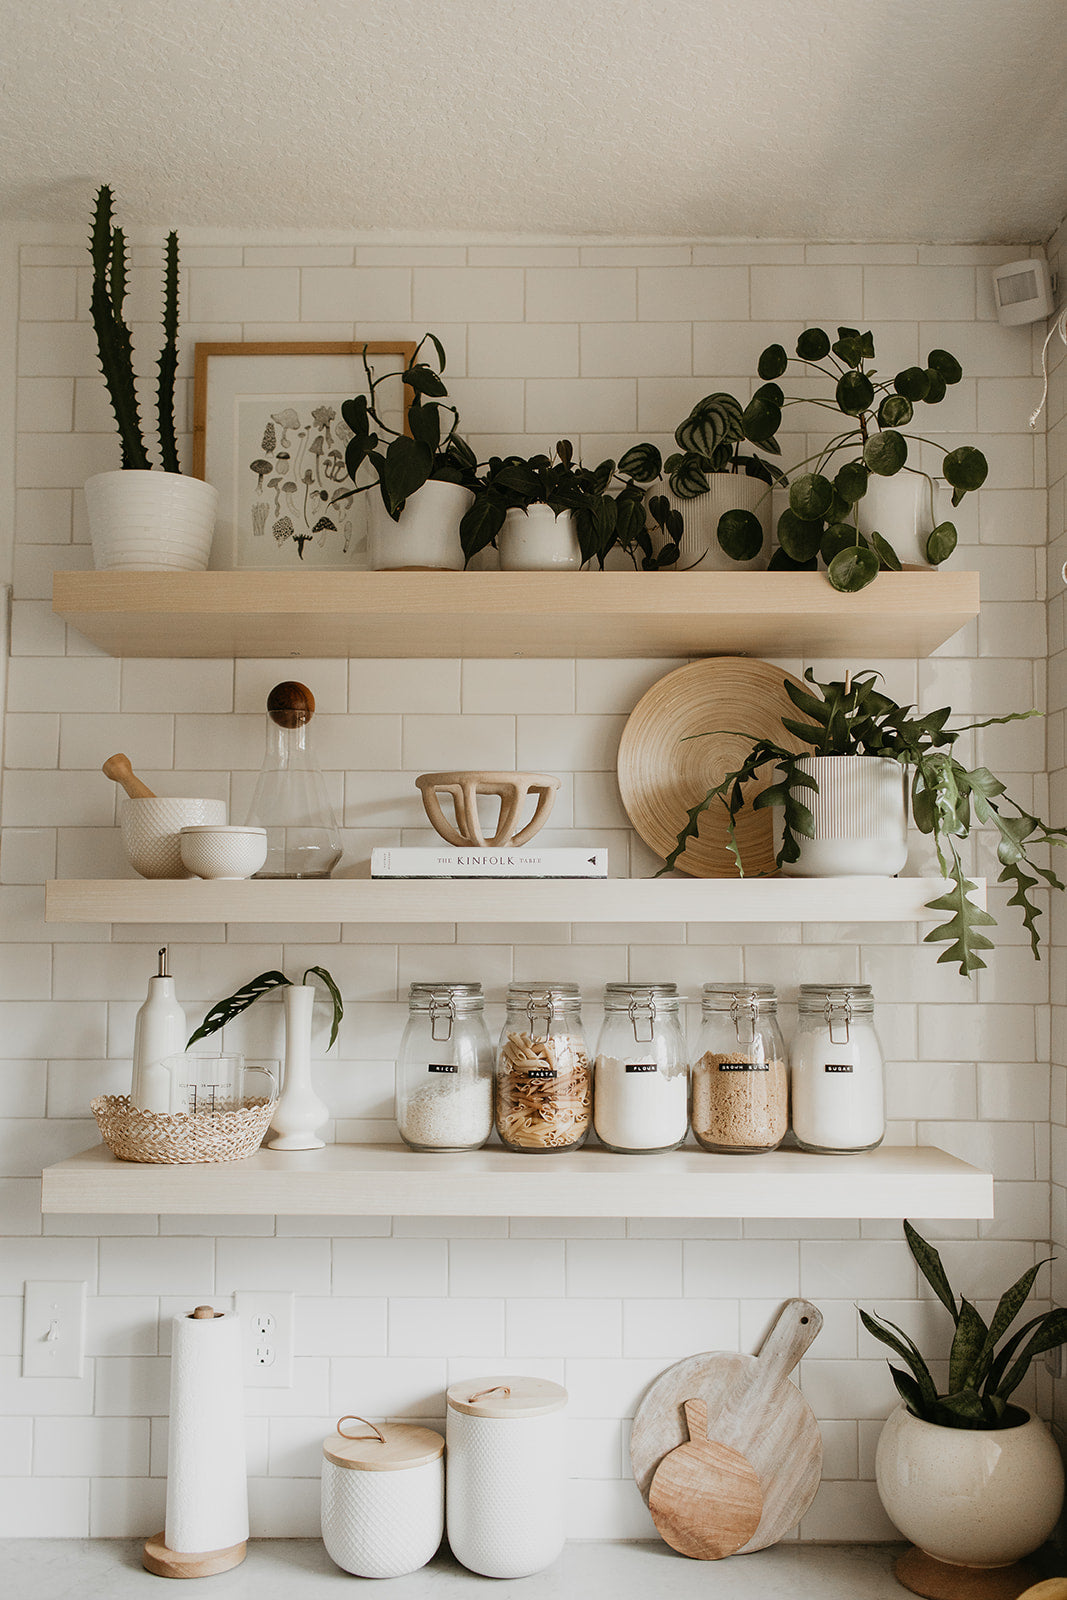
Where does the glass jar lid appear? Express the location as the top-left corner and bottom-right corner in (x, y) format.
(798, 983), (874, 1014)
(408, 982), (484, 1010)
(701, 982), (777, 1010)
(506, 981), (581, 1013)
(604, 982), (679, 1008)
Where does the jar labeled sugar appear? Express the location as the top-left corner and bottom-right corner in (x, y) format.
(496, 982), (591, 1152)
(790, 983), (885, 1153)
(692, 983), (788, 1153)
(593, 983), (688, 1153)
(396, 983), (493, 1152)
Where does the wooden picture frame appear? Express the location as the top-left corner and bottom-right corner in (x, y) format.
(193, 341), (416, 571)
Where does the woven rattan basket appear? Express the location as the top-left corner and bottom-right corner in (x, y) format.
(91, 1094), (275, 1164)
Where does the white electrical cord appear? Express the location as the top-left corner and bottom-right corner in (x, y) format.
(1030, 303), (1067, 429)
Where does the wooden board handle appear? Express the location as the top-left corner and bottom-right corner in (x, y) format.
(753, 1298), (823, 1388)
(683, 1397), (708, 1443)
(102, 753), (156, 800)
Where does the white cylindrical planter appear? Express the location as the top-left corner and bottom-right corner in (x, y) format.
(857, 471), (937, 568)
(268, 984), (328, 1150)
(85, 470), (218, 571)
(875, 1404), (1065, 1570)
(497, 506), (582, 571)
(368, 479), (472, 570)
(446, 1375), (567, 1578)
(654, 475), (771, 571)
(321, 1419), (444, 1579)
(780, 755), (909, 878)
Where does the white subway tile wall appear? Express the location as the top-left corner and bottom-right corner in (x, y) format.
(1, 233), (1057, 1538)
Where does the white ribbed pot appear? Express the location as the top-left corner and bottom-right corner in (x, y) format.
(875, 1404), (1065, 1570)
(368, 479), (473, 570)
(779, 755), (909, 878)
(857, 471), (938, 568)
(85, 470), (218, 571)
(654, 475), (771, 571)
(498, 505), (582, 571)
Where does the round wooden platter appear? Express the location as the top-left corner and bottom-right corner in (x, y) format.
(648, 1397), (763, 1560)
(616, 657), (812, 878)
(631, 1298), (823, 1555)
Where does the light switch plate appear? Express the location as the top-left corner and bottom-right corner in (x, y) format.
(22, 1281), (86, 1379)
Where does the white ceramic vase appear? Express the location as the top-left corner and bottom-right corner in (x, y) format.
(875, 1403), (1065, 1569)
(368, 479), (473, 570)
(85, 470), (218, 571)
(779, 755), (909, 878)
(857, 470), (938, 568)
(268, 985), (328, 1151)
(497, 505), (582, 571)
(654, 474), (772, 571)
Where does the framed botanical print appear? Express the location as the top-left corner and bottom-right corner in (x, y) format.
(193, 341), (415, 570)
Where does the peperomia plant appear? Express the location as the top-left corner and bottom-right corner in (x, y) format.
(661, 668), (1067, 977)
(738, 327), (988, 591)
(862, 1221), (1067, 1430)
(187, 965), (343, 1050)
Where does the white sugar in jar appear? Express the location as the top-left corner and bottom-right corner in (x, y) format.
(789, 983), (885, 1154)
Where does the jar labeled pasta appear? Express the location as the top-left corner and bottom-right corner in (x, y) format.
(790, 983), (885, 1153)
(692, 983), (788, 1153)
(496, 982), (591, 1153)
(593, 983), (688, 1153)
(396, 983), (494, 1152)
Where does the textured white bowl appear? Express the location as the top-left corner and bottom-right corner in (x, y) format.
(180, 826), (268, 880)
(121, 797), (228, 879)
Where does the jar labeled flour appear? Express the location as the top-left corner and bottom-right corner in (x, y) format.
(691, 983), (788, 1153)
(496, 982), (591, 1152)
(321, 1415), (444, 1579)
(593, 983), (689, 1153)
(396, 983), (494, 1151)
(790, 983), (885, 1153)
(446, 1376), (568, 1578)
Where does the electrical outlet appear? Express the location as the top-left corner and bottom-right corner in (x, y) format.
(234, 1291), (294, 1388)
(22, 1281), (86, 1379)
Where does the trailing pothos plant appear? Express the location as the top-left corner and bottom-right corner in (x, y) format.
(862, 1221), (1067, 1430)
(661, 668), (1067, 978)
(333, 334), (479, 521)
(738, 327), (988, 591)
(186, 966), (343, 1050)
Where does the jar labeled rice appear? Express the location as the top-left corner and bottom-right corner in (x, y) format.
(692, 982), (788, 1154)
(395, 983), (493, 1152)
(495, 982), (591, 1153)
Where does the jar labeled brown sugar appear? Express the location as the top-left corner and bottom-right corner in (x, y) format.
(495, 982), (591, 1152)
(692, 983), (788, 1154)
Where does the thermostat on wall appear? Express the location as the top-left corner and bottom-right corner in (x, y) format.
(991, 258), (1054, 325)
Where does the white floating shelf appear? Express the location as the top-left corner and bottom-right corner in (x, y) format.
(41, 1142), (993, 1219)
(45, 876), (981, 926)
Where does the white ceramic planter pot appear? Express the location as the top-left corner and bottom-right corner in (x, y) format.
(858, 471), (938, 568)
(875, 1404), (1065, 1569)
(779, 755), (909, 878)
(368, 479), (472, 570)
(85, 470), (218, 571)
(497, 505), (582, 571)
(654, 475), (771, 571)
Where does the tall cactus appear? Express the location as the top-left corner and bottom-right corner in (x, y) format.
(156, 231), (180, 473)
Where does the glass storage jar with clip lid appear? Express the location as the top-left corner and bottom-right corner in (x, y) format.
(692, 983), (788, 1153)
(593, 983), (689, 1153)
(790, 983), (885, 1153)
(396, 984), (494, 1152)
(244, 681), (343, 878)
(495, 982), (592, 1153)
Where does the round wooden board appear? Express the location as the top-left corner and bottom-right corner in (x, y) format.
(617, 657), (812, 877)
(649, 1425), (762, 1560)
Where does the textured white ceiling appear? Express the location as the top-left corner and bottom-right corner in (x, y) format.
(2, 0), (1066, 240)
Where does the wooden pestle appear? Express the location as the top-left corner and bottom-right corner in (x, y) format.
(102, 753), (156, 800)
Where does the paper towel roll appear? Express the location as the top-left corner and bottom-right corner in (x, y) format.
(164, 1309), (248, 1555)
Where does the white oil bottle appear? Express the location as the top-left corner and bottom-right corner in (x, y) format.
(131, 947), (186, 1112)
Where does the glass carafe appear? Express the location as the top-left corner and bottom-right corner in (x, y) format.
(245, 681), (342, 878)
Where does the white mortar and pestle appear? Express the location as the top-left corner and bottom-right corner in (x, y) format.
(103, 754), (228, 879)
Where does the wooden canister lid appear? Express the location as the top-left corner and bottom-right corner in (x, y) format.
(323, 1417), (444, 1472)
(446, 1376), (567, 1418)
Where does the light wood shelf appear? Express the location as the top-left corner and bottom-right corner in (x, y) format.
(52, 569), (980, 659)
(41, 1141), (993, 1219)
(44, 875), (981, 925)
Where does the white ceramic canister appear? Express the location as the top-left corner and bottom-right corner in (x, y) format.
(321, 1416), (444, 1579)
(446, 1376), (568, 1578)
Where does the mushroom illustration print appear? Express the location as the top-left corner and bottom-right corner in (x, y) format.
(246, 401), (357, 562)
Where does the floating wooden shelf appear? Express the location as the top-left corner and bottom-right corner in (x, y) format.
(41, 1142), (993, 1219)
(52, 570), (979, 660)
(44, 876), (981, 925)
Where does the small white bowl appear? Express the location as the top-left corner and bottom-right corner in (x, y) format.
(180, 825), (268, 880)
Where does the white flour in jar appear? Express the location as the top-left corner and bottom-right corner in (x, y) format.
(789, 1028), (885, 1151)
(399, 1076), (493, 1150)
(592, 1054), (688, 1151)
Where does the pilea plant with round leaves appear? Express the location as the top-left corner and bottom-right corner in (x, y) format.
(736, 327), (989, 591)
(660, 668), (1067, 979)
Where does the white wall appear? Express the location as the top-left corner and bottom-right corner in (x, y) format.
(0, 230), (1054, 1540)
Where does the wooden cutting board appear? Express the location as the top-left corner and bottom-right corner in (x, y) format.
(648, 1397), (763, 1560)
(631, 1298), (823, 1554)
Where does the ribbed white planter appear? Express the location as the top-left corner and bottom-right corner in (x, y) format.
(857, 471), (938, 568)
(779, 755), (909, 878)
(85, 470), (218, 571)
(368, 480), (473, 570)
(497, 505), (582, 571)
(875, 1404), (1064, 1569)
(654, 475), (771, 571)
